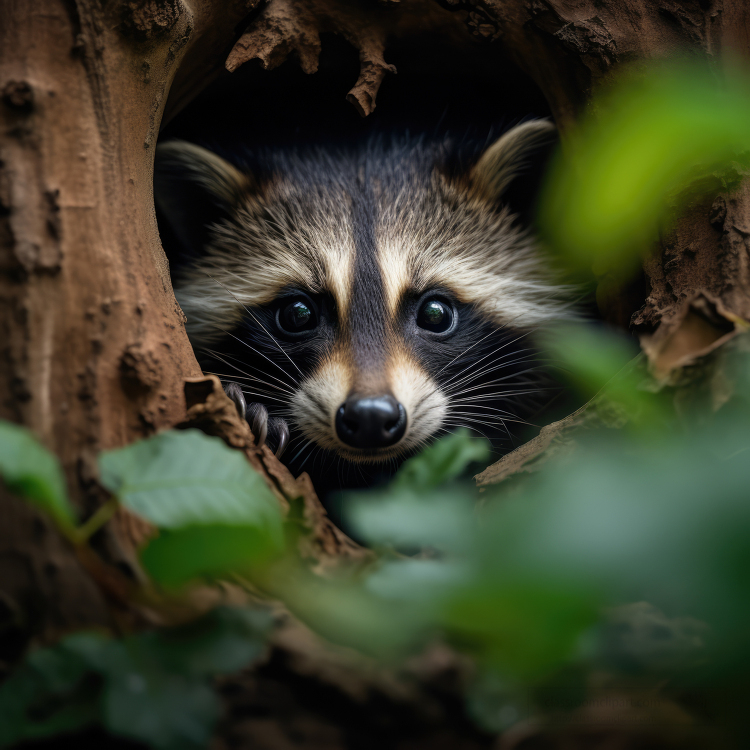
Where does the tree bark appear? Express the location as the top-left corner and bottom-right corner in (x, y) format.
(454, 0), (750, 346)
(2, 0), (750, 747)
(0, 0), (258, 645)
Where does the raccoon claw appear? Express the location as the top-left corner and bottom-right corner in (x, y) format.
(222, 384), (288, 457)
(224, 382), (246, 421)
(245, 402), (269, 450)
(267, 417), (290, 460)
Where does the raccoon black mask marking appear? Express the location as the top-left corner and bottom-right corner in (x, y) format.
(154, 123), (572, 495)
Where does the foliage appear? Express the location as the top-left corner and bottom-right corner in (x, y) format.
(99, 430), (284, 588)
(0, 608), (271, 749)
(2, 59), (750, 748)
(539, 60), (750, 274)
(0, 422), (76, 534)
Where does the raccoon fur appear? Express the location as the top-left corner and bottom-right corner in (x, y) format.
(154, 122), (571, 500)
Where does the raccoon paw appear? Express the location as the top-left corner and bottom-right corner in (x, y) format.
(266, 416), (290, 460)
(223, 383), (289, 459)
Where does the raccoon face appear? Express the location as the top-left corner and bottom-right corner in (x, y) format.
(154, 123), (570, 474)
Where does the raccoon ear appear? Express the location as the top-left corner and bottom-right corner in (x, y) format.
(470, 120), (558, 223)
(154, 140), (253, 259)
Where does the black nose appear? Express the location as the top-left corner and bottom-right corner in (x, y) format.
(335, 395), (407, 449)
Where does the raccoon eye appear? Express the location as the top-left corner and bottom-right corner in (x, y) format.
(417, 298), (453, 333)
(277, 298), (318, 335)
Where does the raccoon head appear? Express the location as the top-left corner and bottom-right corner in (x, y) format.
(154, 123), (569, 476)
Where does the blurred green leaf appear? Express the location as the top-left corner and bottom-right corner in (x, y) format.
(364, 558), (470, 604)
(0, 640), (102, 747)
(0, 420), (75, 533)
(391, 429), (490, 491)
(540, 323), (672, 429)
(541, 324), (637, 396)
(99, 429), (281, 532)
(141, 524), (283, 589)
(271, 562), (430, 658)
(105, 664), (217, 750)
(539, 62), (750, 272)
(465, 670), (530, 734)
(347, 489), (475, 551)
(138, 606), (273, 675)
(442, 579), (599, 680)
(0, 607), (271, 749)
(345, 429), (487, 550)
(99, 430), (285, 587)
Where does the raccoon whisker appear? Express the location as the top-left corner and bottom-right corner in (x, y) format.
(207, 346), (299, 392)
(206, 274), (305, 378)
(451, 411), (534, 429)
(442, 351), (538, 392)
(447, 349), (537, 376)
(446, 353), (560, 391)
(442, 353), (538, 396)
(205, 342), (298, 392)
(441, 331), (535, 388)
(235, 389), (290, 405)
(435, 427), (489, 442)
(445, 365), (545, 396)
(213, 330), (300, 387)
(449, 401), (535, 417)
(435, 325), (509, 377)
(442, 421), (494, 442)
(445, 365), (539, 396)
(224, 384), (292, 404)
(446, 411), (528, 427)
(283, 431), (306, 449)
(448, 387), (549, 405)
(296, 443), (320, 473)
(447, 417), (515, 445)
(451, 386), (542, 403)
(447, 399), (530, 414)
(441, 342), (533, 388)
(204, 369), (297, 399)
(451, 389), (550, 404)
(444, 411), (509, 425)
(289, 439), (314, 466)
(453, 400), (529, 412)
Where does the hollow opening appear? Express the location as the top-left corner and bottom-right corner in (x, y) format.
(156, 21), (588, 525)
(161, 30), (552, 147)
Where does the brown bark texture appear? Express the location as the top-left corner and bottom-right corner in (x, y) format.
(0, 0), (259, 644)
(2, 0), (750, 747)
(459, 0), (750, 354)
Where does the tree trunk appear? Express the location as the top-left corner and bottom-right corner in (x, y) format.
(0, 0), (259, 645)
(1, 0), (749, 746)
(460, 0), (750, 347)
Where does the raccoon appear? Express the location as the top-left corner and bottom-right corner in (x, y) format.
(154, 122), (570, 499)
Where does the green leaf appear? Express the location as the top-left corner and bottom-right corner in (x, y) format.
(347, 489), (475, 551)
(344, 431), (488, 548)
(0, 637), (104, 747)
(365, 558), (470, 605)
(140, 524), (282, 589)
(538, 323), (672, 430)
(0, 608), (271, 749)
(103, 607), (271, 748)
(104, 655), (219, 750)
(137, 606), (273, 676)
(442, 579), (599, 680)
(539, 62), (750, 273)
(99, 429), (282, 533)
(0, 420), (75, 532)
(539, 324), (637, 396)
(392, 429), (490, 491)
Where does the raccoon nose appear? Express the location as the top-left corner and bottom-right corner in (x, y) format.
(335, 395), (407, 449)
